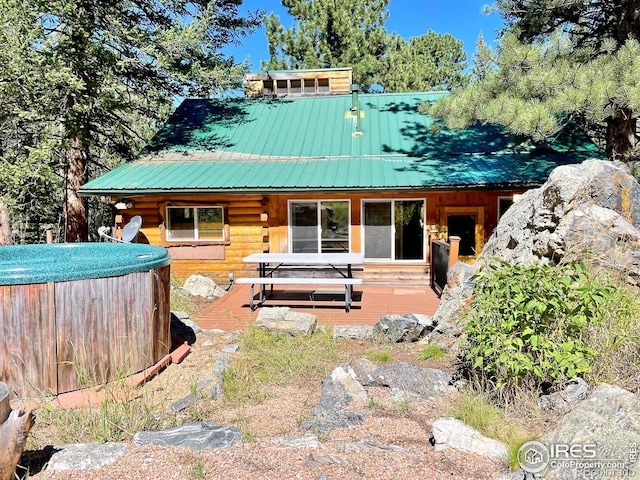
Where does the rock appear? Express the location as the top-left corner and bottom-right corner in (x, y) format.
(134, 422), (241, 451)
(169, 379), (213, 412)
(305, 453), (350, 468)
(272, 435), (324, 449)
(373, 314), (427, 342)
(255, 307), (317, 336)
(300, 364), (368, 434)
(222, 343), (240, 353)
(431, 417), (508, 461)
(209, 353), (231, 399)
(349, 358), (382, 387)
(542, 384), (640, 479)
(480, 160), (640, 285)
(182, 275), (227, 300)
(426, 262), (478, 350)
(538, 378), (590, 414)
(212, 353), (231, 376)
(340, 441), (414, 456)
(46, 442), (127, 471)
(333, 325), (374, 340)
(372, 363), (456, 401)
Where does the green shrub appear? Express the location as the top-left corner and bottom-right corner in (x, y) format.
(462, 260), (612, 394)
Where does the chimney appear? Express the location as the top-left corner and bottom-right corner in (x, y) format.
(350, 84), (363, 136)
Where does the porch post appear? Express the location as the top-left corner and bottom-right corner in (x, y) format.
(448, 235), (461, 267)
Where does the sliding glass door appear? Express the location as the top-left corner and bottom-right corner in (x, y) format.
(363, 200), (424, 261)
(290, 200), (350, 253)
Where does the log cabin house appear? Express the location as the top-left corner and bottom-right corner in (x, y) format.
(79, 68), (605, 285)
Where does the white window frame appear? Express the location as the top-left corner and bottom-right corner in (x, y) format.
(166, 206), (225, 242)
(288, 199), (351, 253)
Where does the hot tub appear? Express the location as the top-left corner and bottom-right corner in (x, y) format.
(0, 243), (171, 397)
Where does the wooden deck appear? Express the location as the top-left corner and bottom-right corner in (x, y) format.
(193, 283), (441, 332)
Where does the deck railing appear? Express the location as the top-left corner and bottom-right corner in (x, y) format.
(429, 234), (460, 296)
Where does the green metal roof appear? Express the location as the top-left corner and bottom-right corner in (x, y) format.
(80, 92), (605, 195)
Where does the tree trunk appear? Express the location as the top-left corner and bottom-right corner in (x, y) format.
(0, 203), (11, 245)
(65, 135), (89, 242)
(606, 108), (638, 162)
(0, 383), (35, 480)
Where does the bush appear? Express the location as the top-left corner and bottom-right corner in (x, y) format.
(462, 260), (612, 395)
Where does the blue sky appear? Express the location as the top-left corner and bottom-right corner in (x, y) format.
(226, 0), (505, 71)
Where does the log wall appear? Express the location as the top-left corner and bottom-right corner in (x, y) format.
(120, 189), (523, 284)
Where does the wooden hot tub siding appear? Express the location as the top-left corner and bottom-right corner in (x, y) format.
(0, 265), (170, 397)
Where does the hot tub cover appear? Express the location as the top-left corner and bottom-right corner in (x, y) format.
(0, 243), (171, 285)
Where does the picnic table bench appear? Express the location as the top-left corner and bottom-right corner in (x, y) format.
(237, 253), (364, 312)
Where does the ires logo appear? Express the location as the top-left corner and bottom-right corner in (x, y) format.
(518, 441), (597, 473)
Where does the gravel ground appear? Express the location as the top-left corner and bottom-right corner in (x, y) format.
(24, 329), (511, 480)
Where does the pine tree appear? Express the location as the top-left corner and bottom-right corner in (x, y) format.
(263, 0), (389, 91)
(263, 0), (469, 93)
(471, 31), (494, 82)
(432, 1), (640, 162)
(0, 0), (260, 243)
(379, 31), (468, 92)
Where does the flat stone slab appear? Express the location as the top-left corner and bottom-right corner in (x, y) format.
(46, 442), (127, 471)
(134, 422), (241, 451)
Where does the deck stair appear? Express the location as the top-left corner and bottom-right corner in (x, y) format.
(360, 263), (430, 286)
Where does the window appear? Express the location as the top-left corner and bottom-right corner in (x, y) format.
(289, 200), (350, 253)
(263, 80), (274, 96)
(276, 79), (288, 95)
(290, 79), (302, 94)
(498, 196), (514, 220)
(166, 206), (224, 241)
(317, 78), (330, 93)
(304, 79), (315, 94)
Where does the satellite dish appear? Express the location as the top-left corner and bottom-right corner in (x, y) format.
(121, 215), (142, 243)
(97, 226), (111, 240)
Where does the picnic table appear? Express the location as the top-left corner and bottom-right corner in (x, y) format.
(237, 253), (364, 312)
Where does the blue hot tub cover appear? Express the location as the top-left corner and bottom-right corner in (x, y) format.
(0, 242), (171, 285)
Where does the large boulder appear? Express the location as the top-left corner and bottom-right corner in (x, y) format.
(300, 364), (368, 434)
(541, 384), (640, 479)
(480, 160), (640, 285)
(255, 307), (317, 336)
(373, 313), (432, 342)
(371, 363), (456, 402)
(182, 275), (227, 300)
(426, 262), (477, 350)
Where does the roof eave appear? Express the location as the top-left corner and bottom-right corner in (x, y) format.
(78, 181), (545, 197)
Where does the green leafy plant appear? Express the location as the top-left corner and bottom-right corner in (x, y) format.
(462, 260), (612, 394)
